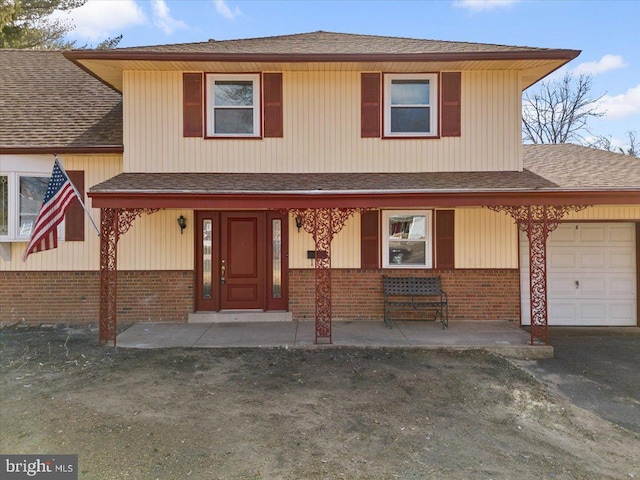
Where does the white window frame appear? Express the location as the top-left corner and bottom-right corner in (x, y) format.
(382, 210), (433, 268)
(206, 73), (261, 137)
(0, 171), (63, 243)
(383, 73), (438, 137)
(16, 173), (55, 241)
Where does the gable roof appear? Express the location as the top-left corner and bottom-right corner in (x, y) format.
(88, 144), (640, 209)
(0, 49), (123, 153)
(64, 31), (580, 92)
(114, 31), (571, 55)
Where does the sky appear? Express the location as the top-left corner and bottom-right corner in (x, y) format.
(54, 0), (640, 147)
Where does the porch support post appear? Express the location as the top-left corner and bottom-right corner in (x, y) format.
(487, 205), (588, 345)
(99, 208), (118, 346)
(285, 208), (364, 344)
(98, 207), (160, 346)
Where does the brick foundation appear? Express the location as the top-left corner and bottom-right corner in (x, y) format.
(0, 271), (193, 325)
(289, 269), (521, 322)
(1, 269), (520, 326)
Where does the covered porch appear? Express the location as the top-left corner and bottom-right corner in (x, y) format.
(88, 149), (640, 349)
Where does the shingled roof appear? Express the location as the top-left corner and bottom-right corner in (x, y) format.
(523, 144), (640, 189)
(89, 144), (640, 202)
(0, 49), (123, 152)
(115, 30), (564, 55)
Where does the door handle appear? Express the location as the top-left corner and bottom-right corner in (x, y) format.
(221, 260), (226, 284)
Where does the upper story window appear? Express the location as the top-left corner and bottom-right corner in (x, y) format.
(383, 73), (438, 137)
(382, 210), (433, 268)
(206, 74), (260, 137)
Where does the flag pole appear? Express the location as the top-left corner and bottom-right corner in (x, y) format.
(54, 154), (100, 236)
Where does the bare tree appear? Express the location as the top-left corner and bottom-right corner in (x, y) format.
(589, 131), (639, 158)
(523, 73), (604, 144)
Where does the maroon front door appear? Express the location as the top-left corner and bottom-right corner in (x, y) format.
(220, 211), (266, 309)
(195, 211), (288, 312)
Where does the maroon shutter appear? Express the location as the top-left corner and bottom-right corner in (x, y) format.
(435, 210), (455, 269)
(441, 72), (461, 137)
(65, 170), (85, 241)
(183, 73), (203, 137)
(361, 210), (379, 269)
(361, 73), (381, 138)
(263, 73), (283, 138)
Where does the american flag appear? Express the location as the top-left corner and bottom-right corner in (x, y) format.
(22, 159), (79, 261)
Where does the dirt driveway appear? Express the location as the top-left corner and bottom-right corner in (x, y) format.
(515, 327), (640, 434)
(1, 325), (639, 479)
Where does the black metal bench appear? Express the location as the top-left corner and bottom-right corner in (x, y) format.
(382, 276), (449, 329)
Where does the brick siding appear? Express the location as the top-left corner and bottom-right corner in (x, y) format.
(290, 269), (521, 322)
(1, 269), (519, 325)
(0, 271), (193, 325)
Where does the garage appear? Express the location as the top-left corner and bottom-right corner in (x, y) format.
(520, 222), (637, 326)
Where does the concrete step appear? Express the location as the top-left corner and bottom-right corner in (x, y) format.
(188, 311), (293, 323)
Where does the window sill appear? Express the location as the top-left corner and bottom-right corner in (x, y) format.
(382, 134), (441, 140)
(203, 135), (263, 140)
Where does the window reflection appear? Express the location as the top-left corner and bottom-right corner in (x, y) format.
(19, 176), (48, 237)
(386, 213), (429, 267)
(272, 219), (282, 298)
(203, 219), (212, 299)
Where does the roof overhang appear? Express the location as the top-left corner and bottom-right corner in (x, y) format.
(0, 146), (124, 155)
(64, 49), (580, 92)
(88, 189), (640, 210)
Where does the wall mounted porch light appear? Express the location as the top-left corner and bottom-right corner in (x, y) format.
(177, 215), (187, 234)
(295, 216), (303, 233)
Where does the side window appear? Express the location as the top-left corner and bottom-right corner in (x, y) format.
(0, 175), (8, 236)
(206, 74), (260, 137)
(18, 175), (49, 239)
(382, 210), (433, 268)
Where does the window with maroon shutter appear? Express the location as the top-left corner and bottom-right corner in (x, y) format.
(435, 210), (455, 269)
(360, 210), (379, 269)
(441, 72), (461, 137)
(361, 73), (381, 138)
(183, 73), (203, 137)
(263, 73), (283, 138)
(65, 170), (85, 241)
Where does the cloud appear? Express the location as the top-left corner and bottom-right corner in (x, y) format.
(57, 0), (146, 40)
(599, 84), (640, 120)
(152, 0), (187, 34)
(453, 0), (519, 11)
(573, 54), (627, 75)
(214, 0), (242, 20)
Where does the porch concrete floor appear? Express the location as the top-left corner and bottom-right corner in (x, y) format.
(116, 320), (552, 359)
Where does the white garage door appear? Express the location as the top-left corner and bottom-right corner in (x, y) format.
(521, 223), (636, 326)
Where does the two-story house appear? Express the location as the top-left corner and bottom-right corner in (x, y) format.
(2, 32), (640, 346)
